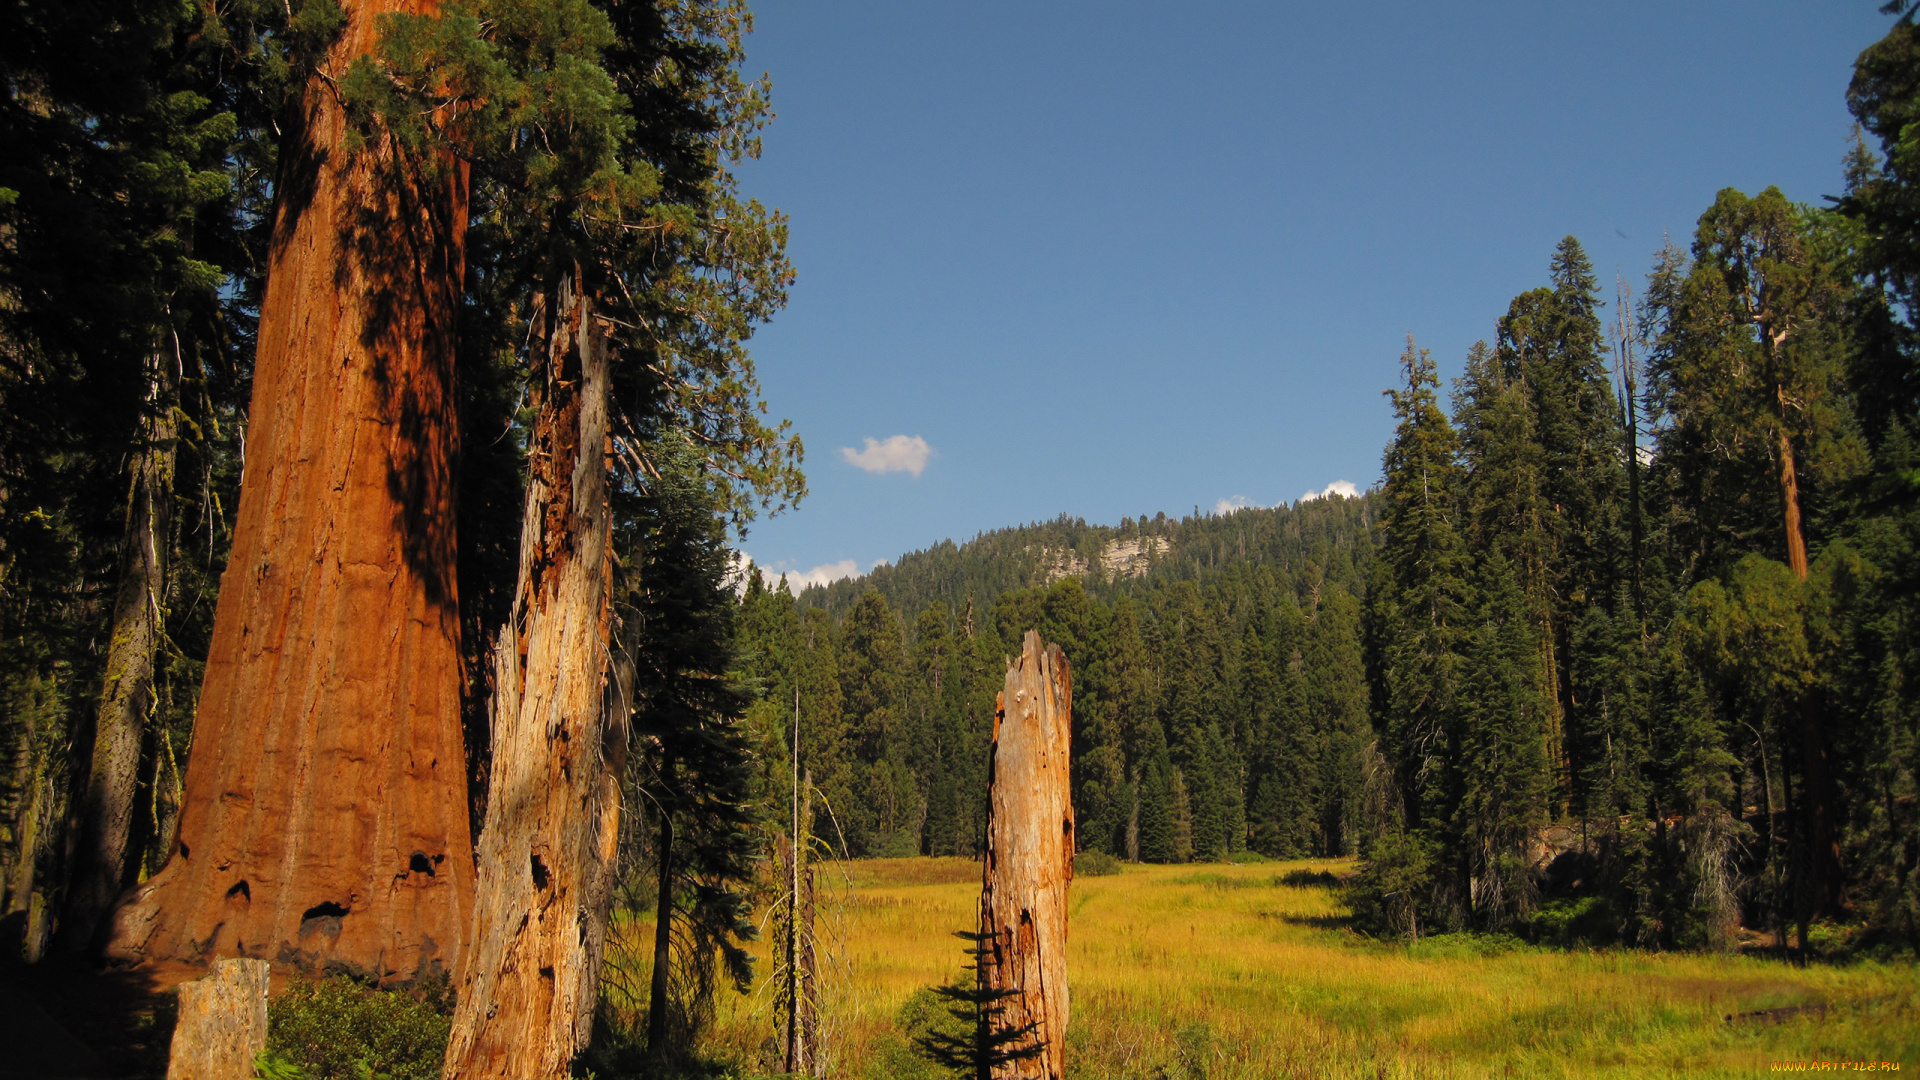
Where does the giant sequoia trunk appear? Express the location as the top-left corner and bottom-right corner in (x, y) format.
(59, 346), (177, 954)
(103, 0), (474, 982)
(1774, 383), (1810, 582)
(442, 271), (621, 1080)
(981, 631), (1073, 1080)
(1770, 363), (1840, 920)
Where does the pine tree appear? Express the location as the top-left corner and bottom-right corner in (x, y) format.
(1650, 188), (1861, 920)
(621, 437), (761, 1063)
(1370, 338), (1470, 837)
(1305, 588), (1368, 856)
(1136, 728), (1178, 864)
(1451, 551), (1551, 928)
(839, 590), (914, 855)
(0, 0), (258, 958)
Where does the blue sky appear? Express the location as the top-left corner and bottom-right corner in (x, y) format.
(729, 1), (1892, 591)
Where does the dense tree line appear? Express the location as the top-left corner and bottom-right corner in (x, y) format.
(1358, 29), (1920, 948)
(739, 495), (1378, 866)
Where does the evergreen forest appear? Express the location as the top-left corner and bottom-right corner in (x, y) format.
(2, 0), (1919, 1076)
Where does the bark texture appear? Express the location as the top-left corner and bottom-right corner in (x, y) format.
(442, 274), (619, 1080)
(1774, 386), (1809, 582)
(782, 765), (817, 1077)
(168, 953), (270, 1068)
(61, 347), (178, 953)
(2, 689), (46, 937)
(166, 957), (270, 1080)
(981, 631), (1073, 1080)
(104, 0), (474, 982)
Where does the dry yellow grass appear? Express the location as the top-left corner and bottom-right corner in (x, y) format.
(612, 857), (1918, 1079)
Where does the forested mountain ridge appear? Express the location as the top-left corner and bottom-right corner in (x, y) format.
(735, 493), (1378, 870)
(794, 494), (1377, 624)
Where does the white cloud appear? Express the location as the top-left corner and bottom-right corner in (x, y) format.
(1214, 496), (1259, 515)
(784, 559), (863, 595)
(1300, 480), (1360, 502)
(725, 551), (754, 595)
(841, 435), (933, 477)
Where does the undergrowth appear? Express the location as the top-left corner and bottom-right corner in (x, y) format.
(253, 975), (452, 1080)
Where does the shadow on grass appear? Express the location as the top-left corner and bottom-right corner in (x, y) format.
(1261, 911), (1356, 932)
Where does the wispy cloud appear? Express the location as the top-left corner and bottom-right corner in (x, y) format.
(1214, 495), (1260, 515)
(841, 435), (933, 477)
(1300, 480), (1359, 502)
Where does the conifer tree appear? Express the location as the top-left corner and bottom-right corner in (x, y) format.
(621, 437), (760, 1063)
(1136, 729), (1178, 864)
(839, 590), (914, 855)
(0, 0), (258, 957)
(1305, 588), (1368, 856)
(1371, 338), (1470, 835)
(1451, 551), (1551, 928)
(1248, 598), (1315, 857)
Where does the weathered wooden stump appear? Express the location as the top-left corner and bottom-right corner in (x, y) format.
(166, 957), (270, 1080)
(982, 630), (1073, 1080)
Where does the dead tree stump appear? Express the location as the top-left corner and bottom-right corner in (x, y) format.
(166, 958), (270, 1080)
(981, 630), (1073, 1080)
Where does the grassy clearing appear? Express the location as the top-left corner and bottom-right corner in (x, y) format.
(612, 857), (1918, 1079)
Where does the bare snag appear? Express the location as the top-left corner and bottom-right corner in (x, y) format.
(980, 630), (1073, 1080)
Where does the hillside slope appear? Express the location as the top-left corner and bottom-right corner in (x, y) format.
(796, 493), (1377, 622)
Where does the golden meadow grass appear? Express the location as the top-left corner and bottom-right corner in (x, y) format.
(608, 858), (1918, 1079)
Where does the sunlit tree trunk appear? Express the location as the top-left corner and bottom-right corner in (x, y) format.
(1766, 342), (1839, 921)
(103, 0), (474, 982)
(1774, 384), (1809, 582)
(59, 344), (177, 954)
(443, 269), (620, 1079)
(982, 631), (1073, 1080)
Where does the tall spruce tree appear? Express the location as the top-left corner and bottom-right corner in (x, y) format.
(1371, 338), (1470, 838)
(1451, 551), (1551, 928)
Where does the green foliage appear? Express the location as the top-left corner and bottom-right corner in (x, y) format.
(909, 933), (1043, 1080)
(617, 434), (762, 1055)
(1077, 849), (1123, 876)
(264, 977), (453, 1080)
(1350, 829), (1438, 939)
(1, 0), (262, 932)
(866, 986), (971, 1080)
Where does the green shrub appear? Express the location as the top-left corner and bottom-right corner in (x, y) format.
(1174, 1021), (1214, 1080)
(863, 985), (973, 1080)
(1348, 829), (1438, 938)
(1227, 849), (1268, 865)
(1077, 849), (1123, 876)
(262, 976), (452, 1080)
(1524, 895), (1619, 948)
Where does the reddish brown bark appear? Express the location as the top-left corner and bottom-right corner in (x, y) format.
(1771, 384), (1841, 919)
(1775, 384), (1809, 583)
(102, 0), (473, 983)
(981, 631), (1073, 1080)
(442, 272), (620, 1080)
